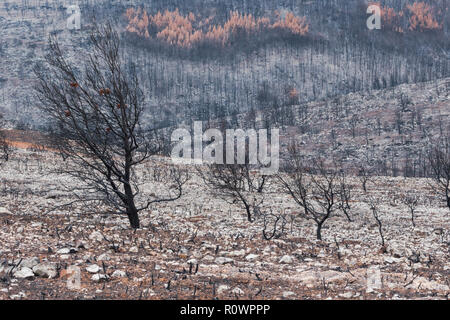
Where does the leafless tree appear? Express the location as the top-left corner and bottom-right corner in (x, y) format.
(338, 170), (353, 222)
(0, 132), (9, 165)
(0, 114), (11, 165)
(278, 145), (352, 240)
(198, 162), (267, 222)
(261, 209), (288, 240)
(34, 24), (188, 228)
(401, 194), (420, 227)
(358, 164), (374, 193)
(368, 197), (385, 248)
(427, 138), (450, 211)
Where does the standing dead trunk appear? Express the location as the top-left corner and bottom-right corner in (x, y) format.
(446, 190), (450, 210)
(124, 179), (140, 229)
(316, 222), (323, 240)
(127, 206), (140, 229)
(244, 202), (253, 222)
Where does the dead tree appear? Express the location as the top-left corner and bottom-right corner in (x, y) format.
(34, 24), (188, 228)
(198, 162), (267, 222)
(338, 168), (353, 222)
(0, 131), (8, 164)
(262, 209), (288, 240)
(401, 194), (420, 227)
(0, 114), (11, 164)
(278, 145), (351, 240)
(427, 139), (450, 210)
(368, 197), (385, 248)
(357, 164), (374, 193)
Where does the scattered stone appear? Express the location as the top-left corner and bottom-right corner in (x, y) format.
(89, 231), (104, 242)
(245, 254), (259, 261)
(86, 264), (100, 274)
(217, 285), (230, 295)
(339, 292), (354, 299)
(129, 246), (139, 253)
(111, 270), (127, 278)
(91, 274), (109, 282)
(97, 253), (111, 261)
(227, 249), (246, 257)
(19, 257), (40, 269)
(215, 257), (234, 265)
(13, 267), (34, 279)
(33, 262), (57, 279)
(31, 222), (43, 228)
(231, 287), (244, 295)
(202, 255), (215, 262)
(10, 292), (26, 299)
(384, 257), (401, 264)
(0, 207), (11, 215)
(283, 291), (296, 298)
(56, 248), (71, 255)
(279, 255), (295, 264)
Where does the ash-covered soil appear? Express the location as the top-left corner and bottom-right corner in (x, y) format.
(0, 149), (449, 300)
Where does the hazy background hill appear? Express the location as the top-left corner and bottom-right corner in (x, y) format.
(0, 0), (448, 175)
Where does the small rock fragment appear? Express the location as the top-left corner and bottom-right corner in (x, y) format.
(86, 264), (100, 274)
(279, 255), (295, 264)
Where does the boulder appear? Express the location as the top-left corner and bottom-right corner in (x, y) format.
(33, 262), (58, 279)
(19, 257), (40, 269)
(13, 267), (34, 279)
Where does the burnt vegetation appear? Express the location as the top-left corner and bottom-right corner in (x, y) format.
(34, 24), (189, 228)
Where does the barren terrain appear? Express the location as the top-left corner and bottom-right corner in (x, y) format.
(0, 148), (448, 300)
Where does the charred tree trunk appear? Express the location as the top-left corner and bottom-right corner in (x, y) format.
(127, 206), (140, 229)
(244, 202), (253, 223)
(446, 191), (450, 210)
(316, 221), (323, 240)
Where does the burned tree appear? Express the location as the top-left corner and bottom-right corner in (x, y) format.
(0, 114), (11, 164)
(368, 197), (386, 248)
(0, 132), (9, 165)
(427, 139), (450, 210)
(34, 24), (188, 228)
(199, 162), (267, 223)
(278, 145), (352, 240)
(401, 194), (420, 227)
(338, 170), (353, 222)
(357, 164), (374, 193)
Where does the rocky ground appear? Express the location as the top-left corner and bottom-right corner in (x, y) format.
(0, 148), (449, 300)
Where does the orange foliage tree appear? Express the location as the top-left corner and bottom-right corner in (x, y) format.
(369, 2), (442, 33)
(272, 12), (309, 36)
(125, 8), (309, 49)
(407, 2), (441, 31)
